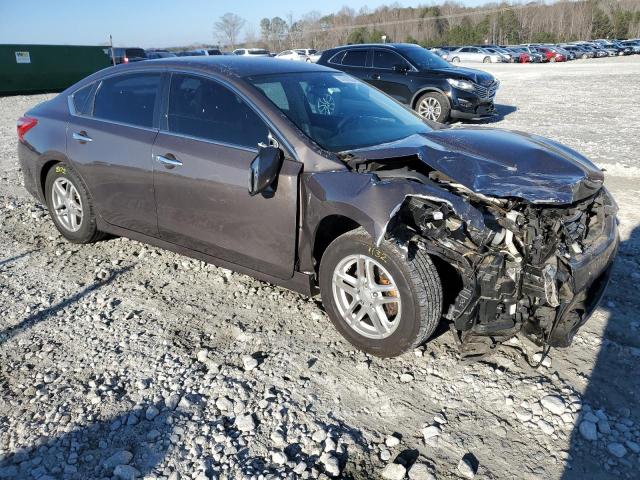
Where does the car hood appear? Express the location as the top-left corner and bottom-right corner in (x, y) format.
(425, 66), (496, 85)
(346, 127), (604, 204)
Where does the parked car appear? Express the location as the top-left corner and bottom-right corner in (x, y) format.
(317, 43), (499, 123)
(481, 47), (513, 62)
(448, 46), (505, 63)
(504, 47), (533, 63)
(276, 49), (317, 62)
(621, 40), (640, 53)
(560, 44), (592, 59)
(110, 47), (147, 64)
(517, 46), (548, 62)
(307, 51), (322, 63)
(17, 57), (619, 358)
(429, 48), (449, 60)
(233, 48), (271, 57)
(145, 50), (177, 59)
(177, 50), (207, 57)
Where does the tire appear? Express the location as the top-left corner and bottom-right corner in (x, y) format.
(451, 56), (460, 63)
(415, 91), (451, 124)
(45, 162), (104, 244)
(483, 56), (491, 63)
(550, 56), (556, 63)
(319, 228), (443, 357)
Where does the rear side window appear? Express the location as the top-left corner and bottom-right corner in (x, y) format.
(125, 48), (146, 59)
(341, 50), (368, 67)
(167, 73), (268, 149)
(373, 50), (409, 69)
(93, 73), (161, 128)
(72, 84), (93, 115)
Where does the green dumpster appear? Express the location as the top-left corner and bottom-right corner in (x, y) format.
(0, 44), (112, 94)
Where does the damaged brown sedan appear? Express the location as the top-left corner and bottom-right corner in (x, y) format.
(18, 57), (618, 358)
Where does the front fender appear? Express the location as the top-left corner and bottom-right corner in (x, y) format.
(302, 170), (487, 252)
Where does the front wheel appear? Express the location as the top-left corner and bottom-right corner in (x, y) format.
(415, 92), (451, 124)
(483, 56), (491, 63)
(319, 228), (443, 357)
(451, 56), (460, 63)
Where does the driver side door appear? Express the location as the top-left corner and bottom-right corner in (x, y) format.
(369, 49), (414, 104)
(152, 73), (301, 279)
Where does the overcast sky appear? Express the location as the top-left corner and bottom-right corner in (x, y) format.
(0, 0), (493, 48)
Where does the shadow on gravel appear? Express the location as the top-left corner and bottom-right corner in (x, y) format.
(562, 226), (640, 479)
(0, 265), (133, 346)
(0, 400), (175, 479)
(0, 250), (35, 268)
(470, 104), (518, 125)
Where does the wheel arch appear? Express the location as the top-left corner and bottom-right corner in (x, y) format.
(411, 87), (449, 110)
(312, 214), (362, 273)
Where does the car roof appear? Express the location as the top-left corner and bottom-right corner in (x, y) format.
(113, 56), (336, 77)
(327, 42), (425, 51)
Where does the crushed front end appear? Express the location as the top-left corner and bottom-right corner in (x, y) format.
(385, 174), (619, 360)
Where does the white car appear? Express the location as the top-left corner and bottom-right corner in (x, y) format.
(448, 46), (505, 63)
(233, 48), (271, 57)
(276, 49), (318, 62)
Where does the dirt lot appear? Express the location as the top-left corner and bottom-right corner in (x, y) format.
(0, 56), (639, 480)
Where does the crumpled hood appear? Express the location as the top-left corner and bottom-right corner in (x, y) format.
(347, 127), (604, 204)
(429, 66), (496, 85)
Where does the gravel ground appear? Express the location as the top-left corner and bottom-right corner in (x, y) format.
(0, 57), (639, 480)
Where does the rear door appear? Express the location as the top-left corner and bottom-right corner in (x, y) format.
(152, 72), (301, 278)
(369, 49), (414, 104)
(66, 71), (161, 236)
(333, 49), (370, 83)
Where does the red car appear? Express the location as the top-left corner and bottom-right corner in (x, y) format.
(538, 47), (565, 62)
(518, 52), (531, 63)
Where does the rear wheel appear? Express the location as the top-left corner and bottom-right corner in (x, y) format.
(415, 92), (450, 124)
(451, 57), (460, 63)
(45, 162), (103, 243)
(483, 56), (491, 63)
(319, 228), (443, 357)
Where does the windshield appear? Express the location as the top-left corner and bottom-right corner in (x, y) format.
(400, 45), (451, 70)
(247, 72), (432, 152)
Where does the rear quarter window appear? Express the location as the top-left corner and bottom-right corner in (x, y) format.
(72, 84), (94, 115)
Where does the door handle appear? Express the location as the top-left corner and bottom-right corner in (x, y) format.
(72, 131), (92, 143)
(371, 73), (381, 80)
(155, 154), (182, 169)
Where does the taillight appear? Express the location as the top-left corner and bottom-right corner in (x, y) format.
(124, 56), (129, 63)
(17, 116), (37, 142)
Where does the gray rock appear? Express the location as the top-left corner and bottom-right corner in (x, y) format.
(625, 440), (640, 454)
(323, 453), (341, 477)
(145, 405), (159, 421)
(598, 419), (612, 434)
(166, 394), (180, 411)
(515, 406), (532, 422)
(538, 419), (555, 435)
(607, 443), (627, 458)
(216, 396), (234, 411)
(385, 435), (401, 447)
(540, 395), (566, 416)
(422, 425), (441, 441)
(103, 451), (133, 470)
(114, 464), (140, 480)
(381, 463), (406, 480)
(400, 373), (414, 383)
(242, 355), (259, 371)
(457, 457), (476, 479)
(235, 414), (256, 432)
(312, 429), (327, 443)
(579, 421), (598, 441)
(271, 451), (287, 465)
(408, 463), (435, 480)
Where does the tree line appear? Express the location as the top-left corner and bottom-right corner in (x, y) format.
(214, 0), (640, 51)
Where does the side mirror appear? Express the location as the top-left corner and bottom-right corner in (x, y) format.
(248, 146), (284, 196)
(393, 64), (409, 73)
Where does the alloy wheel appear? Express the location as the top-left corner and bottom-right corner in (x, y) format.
(317, 94), (336, 115)
(331, 254), (401, 339)
(51, 177), (83, 232)
(418, 97), (442, 122)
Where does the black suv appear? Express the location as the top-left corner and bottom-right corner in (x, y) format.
(317, 43), (499, 123)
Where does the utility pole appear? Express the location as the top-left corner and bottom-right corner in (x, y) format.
(110, 35), (115, 66)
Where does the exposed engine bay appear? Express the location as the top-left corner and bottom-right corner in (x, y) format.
(343, 155), (619, 360)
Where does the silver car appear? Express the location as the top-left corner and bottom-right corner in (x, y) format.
(448, 46), (504, 63)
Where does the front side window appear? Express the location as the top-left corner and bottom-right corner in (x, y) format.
(341, 50), (368, 67)
(373, 50), (409, 70)
(249, 72), (431, 152)
(93, 73), (161, 128)
(167, 74), (268, 149)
